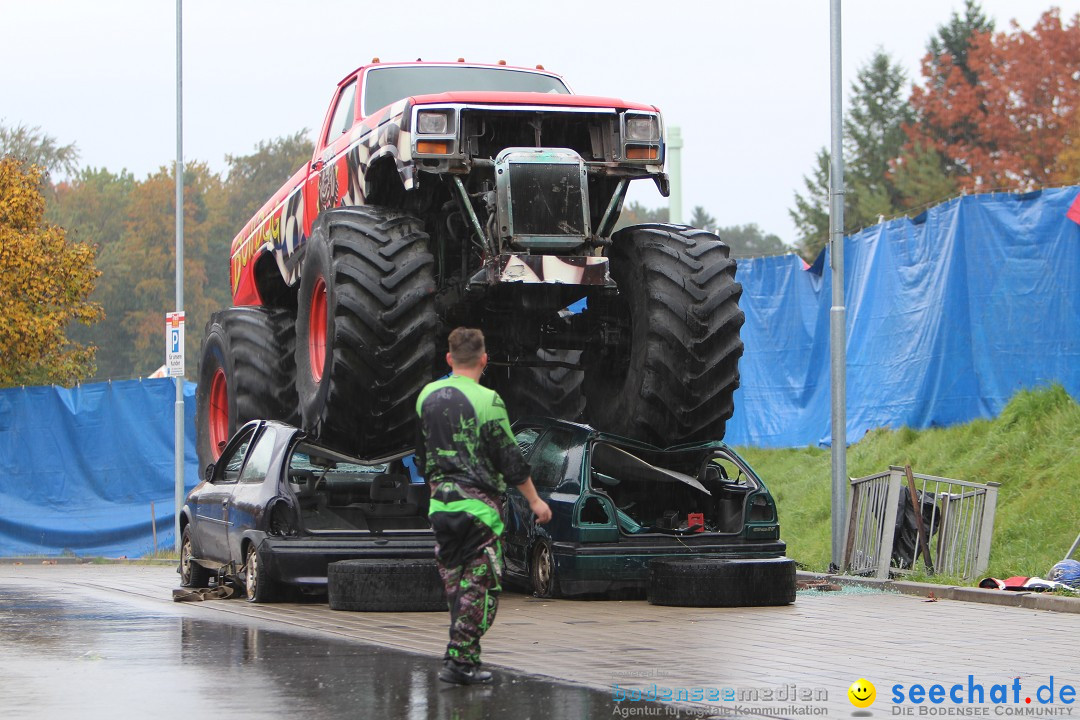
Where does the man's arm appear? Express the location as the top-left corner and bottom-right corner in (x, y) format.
(515, 476), (552, 524)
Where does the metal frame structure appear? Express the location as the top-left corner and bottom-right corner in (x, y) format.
(843, 466), (999, 580)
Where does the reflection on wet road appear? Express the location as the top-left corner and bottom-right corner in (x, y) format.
(0, 580), (686, 720)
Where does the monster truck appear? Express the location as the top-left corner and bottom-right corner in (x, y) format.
(196, 60), (744, 467)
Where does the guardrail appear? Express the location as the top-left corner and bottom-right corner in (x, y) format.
(843, 465), (999, 580)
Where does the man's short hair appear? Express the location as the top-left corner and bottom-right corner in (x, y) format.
(448, 327), (485, 367)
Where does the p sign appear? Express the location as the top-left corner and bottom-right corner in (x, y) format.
(166, 312), (185, 377)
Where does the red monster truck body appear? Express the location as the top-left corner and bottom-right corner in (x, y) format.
(198, 61), (743, 465)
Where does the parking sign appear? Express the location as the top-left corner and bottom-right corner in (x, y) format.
(166, 312), (185, 377)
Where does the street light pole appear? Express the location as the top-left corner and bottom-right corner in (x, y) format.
(173, 0), (185, 553)
(829, 0), (848, 572)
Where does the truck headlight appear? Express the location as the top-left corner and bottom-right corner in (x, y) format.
(624, 114), (660, 142)
(417, 110), (450, 135)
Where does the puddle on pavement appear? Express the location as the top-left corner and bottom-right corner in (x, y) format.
(0, 584), (705, 719)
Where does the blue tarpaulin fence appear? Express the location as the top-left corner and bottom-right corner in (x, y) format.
(725, 186), (1080, 447)
(1, 187), (1078, 556)
(0, 379), (198, 557)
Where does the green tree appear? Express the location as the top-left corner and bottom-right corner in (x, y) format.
(0, 122), (80, 179)
(688, 205), (717, 231)
(222, 130), (314, 234)
(0, 159), (102, 386)
(613, 200), (668, 231)
(844, 50), (916, 227)
(791, 50), (914, 260)
(790, 148), (833, 260)
(716, 223), (790, 259)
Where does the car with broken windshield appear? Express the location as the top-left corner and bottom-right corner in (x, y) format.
(503, 417), (786, 598)
(179, 419), (433, 602)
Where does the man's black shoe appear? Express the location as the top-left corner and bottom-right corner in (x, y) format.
(439, 659), (493, 685)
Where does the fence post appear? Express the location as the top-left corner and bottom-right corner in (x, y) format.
(876, 469), (904, 579)
(973, 482), (1000, 577)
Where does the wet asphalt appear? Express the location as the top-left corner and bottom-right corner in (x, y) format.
(0, 579), (695, 720)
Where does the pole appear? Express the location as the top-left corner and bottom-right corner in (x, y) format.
(667, 126), (683, 224)
(828, 0), (848, 572)
(174, 0), (185, 553)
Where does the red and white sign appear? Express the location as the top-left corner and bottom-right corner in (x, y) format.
(165, 312), (185, 377)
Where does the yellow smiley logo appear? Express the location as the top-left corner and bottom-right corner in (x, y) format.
(848, 678), (876, 708)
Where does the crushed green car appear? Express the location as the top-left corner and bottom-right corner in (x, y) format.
(502, 417), (790, 601)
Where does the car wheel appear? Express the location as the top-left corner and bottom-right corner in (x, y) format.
(531, 540), (561, 598)
(646, 557), (796, 607)
(179, 526), (211, 588)
(327, 559), (446, 612)
(244, 543), (280, 603)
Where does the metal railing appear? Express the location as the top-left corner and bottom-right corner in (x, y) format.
(843, 465), (999, 580)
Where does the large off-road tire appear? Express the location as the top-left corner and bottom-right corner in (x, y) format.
(327, 559), (447, 612)
(295, 207), (436, 458)
(195, 307), (298, 470)
(487, 349), (584, 423)
(584, 224), (744, 445)
(646, 557), (796, 607)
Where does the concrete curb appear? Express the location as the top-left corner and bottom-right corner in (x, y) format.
(796, 570), (1080, 614)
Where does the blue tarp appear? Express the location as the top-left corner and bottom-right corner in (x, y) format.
(0, 379), (198, 557)
(1, 188), (1078, 556)
(725, 187), (1080, 447)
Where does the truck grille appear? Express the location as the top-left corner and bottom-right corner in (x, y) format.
(508, 162), (586, 236)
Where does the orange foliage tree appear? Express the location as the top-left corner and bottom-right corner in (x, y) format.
(0, 159), (102, 386)
(909, 8), (1080, 192)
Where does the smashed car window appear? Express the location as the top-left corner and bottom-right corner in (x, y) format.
(529, 429), (574, 490)
(238, 428), (276, 484)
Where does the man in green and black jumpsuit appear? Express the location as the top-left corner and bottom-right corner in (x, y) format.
(416, 327), (552, 685)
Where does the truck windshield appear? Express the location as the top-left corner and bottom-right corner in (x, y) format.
(363, 66), (570, 115)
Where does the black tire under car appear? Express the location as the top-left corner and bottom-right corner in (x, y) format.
(295, 206), (436, 458)
(646, 557), (796, 608)
(244, 542), (282, 603)
(487, 348), (585, 423)
(328, 559), (447, 612)
(179, 525), (211, 588)
(583, 224), (744, 445)
(195, 306), (298, 470)
(530, 539), (561, 598)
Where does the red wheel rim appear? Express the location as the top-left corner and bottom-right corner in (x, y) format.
(208, 368), (229, 459)
(309, 276), (327, 383)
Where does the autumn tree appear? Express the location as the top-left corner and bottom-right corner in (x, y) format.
(0, 159), (102, 386)
(909, 8), (1080, 191)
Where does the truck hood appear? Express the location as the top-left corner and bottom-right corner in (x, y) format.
(404, 90), (658, 113)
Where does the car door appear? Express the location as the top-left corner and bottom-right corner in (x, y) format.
(194, 426), (255, 561)
(525, 428), (581, 540)
(226, 426), (279, 565)
(503, 426), (541, 577)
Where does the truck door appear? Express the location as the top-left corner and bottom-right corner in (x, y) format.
(305, 77), (359, 231)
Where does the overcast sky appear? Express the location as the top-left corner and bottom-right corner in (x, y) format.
(2, 0), (1076, 245)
